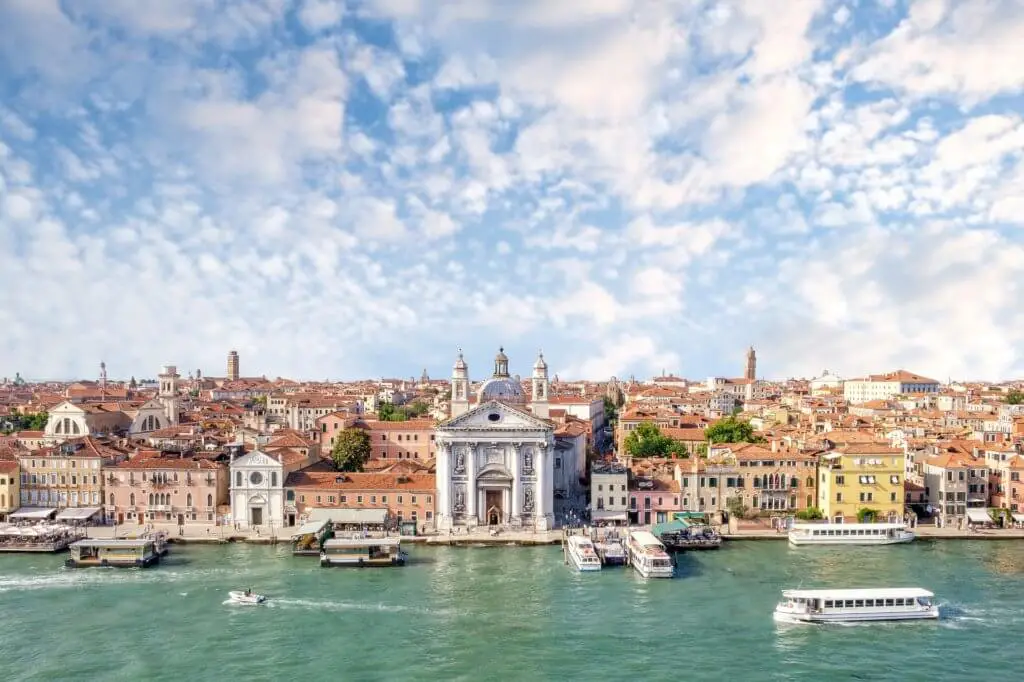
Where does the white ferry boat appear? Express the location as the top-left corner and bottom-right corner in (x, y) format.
(319, 537), (408, 567)
(626, 530), (674, 579)
(566, 535), (602, 572)
(773, 588), (939, 624)
(788, 522), (915, 546)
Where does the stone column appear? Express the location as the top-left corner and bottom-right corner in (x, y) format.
(535, 442), (547, 529)
(436, 442), (449, 527)
(512, 443), (522, 520)
(467, 443), (478, 523)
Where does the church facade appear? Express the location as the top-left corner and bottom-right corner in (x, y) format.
(435, 349), (555, 531)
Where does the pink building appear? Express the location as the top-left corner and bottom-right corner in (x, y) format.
(628, 479), (683, 525)
(105, 453), (229, 526)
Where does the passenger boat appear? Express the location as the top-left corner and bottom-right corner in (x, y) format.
(566, 535), (602, 572)
(65, 538), (160, 568)
(659, 525), (722, 552)
(594, 536), (627, 566)
(788, 522), (915, 546)
(319, 537), (407, 567)
(228, 590), (267, 605)
(773, 588), (939, 624)
(626, 530), (674, 578)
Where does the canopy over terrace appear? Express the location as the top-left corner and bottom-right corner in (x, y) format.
(56, 507), (103, 524)
(9, 507), (58, 521)
(966, 508), (993, 525)
(291, 518), (329, 539)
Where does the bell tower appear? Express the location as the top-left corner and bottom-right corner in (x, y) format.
(531, 350), (550, 418)
(745, 346), (757, 381)
(450, 349), (470, 418)
(158, 364), (181, 425)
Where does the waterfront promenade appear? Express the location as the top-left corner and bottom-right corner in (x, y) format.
(79, 522), (1024, 545)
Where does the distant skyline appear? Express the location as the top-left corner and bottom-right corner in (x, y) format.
(2, 1), (1023, 382)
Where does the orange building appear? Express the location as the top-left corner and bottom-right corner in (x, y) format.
(284, 470), (436, 527)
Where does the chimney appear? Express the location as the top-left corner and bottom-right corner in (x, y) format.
(770, 440), (779, 453)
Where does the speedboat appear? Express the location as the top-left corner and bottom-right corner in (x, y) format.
(228, 590), (267, 605)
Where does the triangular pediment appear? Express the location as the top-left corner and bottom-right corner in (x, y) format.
(439, 400), (551, 432)
(232, 450), (281, 468)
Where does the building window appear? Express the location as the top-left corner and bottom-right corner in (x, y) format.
(397, 495), (403, 504)
(357, 495), (363, 503)
(382, 495), (388, 504)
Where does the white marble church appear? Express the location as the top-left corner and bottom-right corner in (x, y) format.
(435, 348), (556, 531)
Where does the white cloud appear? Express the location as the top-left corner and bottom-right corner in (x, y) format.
(851, 0), (1024, 101)
(298, 0), (345, 32)
(2, 0), (1024, 382)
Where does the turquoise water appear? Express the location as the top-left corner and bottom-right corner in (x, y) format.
(0, 540), (1022, 681)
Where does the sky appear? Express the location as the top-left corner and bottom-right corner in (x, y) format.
(1, 0), (1023, 384)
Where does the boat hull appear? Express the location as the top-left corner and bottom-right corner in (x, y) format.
(228, 591), (267, 605)
(64, 555), (160, 569)
(320, 552), (408, 568)
(774, 607), (939, 624)
(788, 534), (915, 546)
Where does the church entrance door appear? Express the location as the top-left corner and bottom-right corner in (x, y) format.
(485, 490), (503, 525)
(251, 507), (263, 526)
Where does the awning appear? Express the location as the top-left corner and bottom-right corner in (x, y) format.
(9, 507), (58, 520)
(966, 508), (992, 525)
(328, 508), (388, 525)
(291, 519), (329, 538)
(1013, 513), (1024, 523)
(56, 507), (102, 522)
(305, 508), (336, 524)
(591, 510), (628, 522)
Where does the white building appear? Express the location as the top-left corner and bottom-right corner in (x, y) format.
(809, 370), (843, 395)
(842, 370), (940, 405)
(435, 348), (556, 531)
(590, 461), (628, 524)
(229, 450), (288, 528)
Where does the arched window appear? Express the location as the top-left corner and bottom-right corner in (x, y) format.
(235, 471), (242, 487)
(753, 476), (761, 488)
(790, 477), (799, 489)
(109, 494), (115, 505)
(187, 493), (193, 507)
(55, 420), (62, 434)
(806, 476), (814, 488)
(72, 421), (80, 434)
(129, 493), (135, 506)
(148, 493), (154, 505)
(63, 418), (71, 434)
(207, 494), (213, 507)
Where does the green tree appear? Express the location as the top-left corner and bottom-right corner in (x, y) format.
(331, 428), (371, 472)
(624, 422), (686, 458)
(705, 416), (764, 444)
(406, 400), (430, 418)
(1006, 390), (1024, 405)
(603, 396), (619, 424)
(726, 496), (749, 519)
(795, 506), (823, 521)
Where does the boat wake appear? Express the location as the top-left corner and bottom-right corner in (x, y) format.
(268, 597), (452, 616)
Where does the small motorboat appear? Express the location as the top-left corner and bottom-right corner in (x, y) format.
(228, 590), (267, 605)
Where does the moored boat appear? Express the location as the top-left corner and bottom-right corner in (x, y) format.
(594, 537), (627, 566)
(566, 535), (602, 572)
(788, 522), (915, 546)
(659, 525), (722, 551)
(319, 537), (407, 567)
(626, 530), (674, 578)
(65, 538), (160, 568)
(228, 590), (267, 605)
(773, 588), (939, 624)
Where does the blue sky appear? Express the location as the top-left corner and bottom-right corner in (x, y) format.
(1, 0), (1023, 383)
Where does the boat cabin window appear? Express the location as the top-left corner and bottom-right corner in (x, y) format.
(854, 600), (864, 607)
(885, 599), (894, 606)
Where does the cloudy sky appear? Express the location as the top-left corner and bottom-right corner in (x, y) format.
(1, 0), (1022, 383)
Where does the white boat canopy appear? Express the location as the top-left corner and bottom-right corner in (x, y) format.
(781, 587), (933, 600)
(56, 507), (102, 522)
(9, 507), (58, 520)
(291, 519), (329, 538)
(592, 510), (628, 522)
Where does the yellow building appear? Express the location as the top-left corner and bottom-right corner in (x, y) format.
(16, 437), (123, 510)
(818, 443), (905, 523)
(0, 460), (19, 520)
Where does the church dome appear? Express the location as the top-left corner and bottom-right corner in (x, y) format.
(478, 376), (526, 404)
